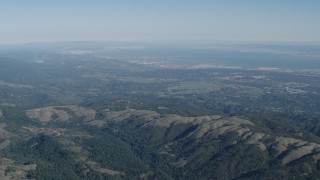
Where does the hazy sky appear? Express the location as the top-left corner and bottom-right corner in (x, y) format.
(1, 0), (320, 43)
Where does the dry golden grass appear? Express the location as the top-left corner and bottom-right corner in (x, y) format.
(26, 105), (96, 123)
(0, 157), (36, 179)
(273, 137), (320, 165)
